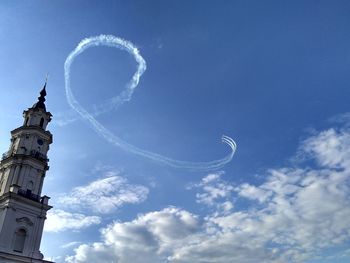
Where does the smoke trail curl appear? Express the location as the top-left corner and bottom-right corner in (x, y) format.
(64, 35), (236, 171)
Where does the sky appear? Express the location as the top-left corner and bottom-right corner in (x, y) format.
(1, 0), (350, 262)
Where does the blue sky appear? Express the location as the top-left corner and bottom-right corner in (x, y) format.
(1, 1), (350, 262)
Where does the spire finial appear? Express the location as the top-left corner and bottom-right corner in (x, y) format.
(39, 78), (47, 102)
(45, 73), (49, 86)
(32, 76), (48, 110)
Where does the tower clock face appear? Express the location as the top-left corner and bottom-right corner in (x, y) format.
(37, 139), (44, 146)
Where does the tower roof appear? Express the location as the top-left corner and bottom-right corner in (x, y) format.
(32, 81), (47, 111)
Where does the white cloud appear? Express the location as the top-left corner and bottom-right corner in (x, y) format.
(58, 171), (149, 214)
(45, 209), (101, 233)
(65, 207), (199, 263)
(44, 256), (63, 262)
(236, 182), (272, 203)
(193, 172), (234, 208)
(65, 124), (350, 262)
(329, 112), (350, 127)
(301, 128), (350, 169)
(61, 242), (83, 249)
(53, 110), (78, 127)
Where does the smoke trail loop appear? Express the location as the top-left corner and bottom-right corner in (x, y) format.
(64, 34), (236, 171)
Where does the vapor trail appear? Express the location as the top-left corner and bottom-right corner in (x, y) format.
(64, 35), (236, 171)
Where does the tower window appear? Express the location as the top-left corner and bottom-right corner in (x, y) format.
(39, 118), (44, 128)
(13, 228), (26, 253)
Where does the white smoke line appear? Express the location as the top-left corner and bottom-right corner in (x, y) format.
(64, 35), (237, 171)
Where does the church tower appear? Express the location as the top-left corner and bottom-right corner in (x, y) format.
(0, 83), (54, 263)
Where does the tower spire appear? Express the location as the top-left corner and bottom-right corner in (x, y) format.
(0, 79), (53, 262)
(32, 77), (48, 111)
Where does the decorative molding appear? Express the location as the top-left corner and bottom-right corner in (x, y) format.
(3, 204), (16, 211)
(16, 217), (34, 226)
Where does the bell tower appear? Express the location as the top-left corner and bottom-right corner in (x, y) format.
(0, 82), (54, 263)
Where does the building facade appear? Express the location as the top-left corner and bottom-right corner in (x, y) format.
(0, 84), (54, 263)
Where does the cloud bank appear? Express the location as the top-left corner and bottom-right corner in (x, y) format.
(64, 35), (236, 171)
(58, 172), (149, 214)
(65, 123), (350, 262)
(45, 210), (101, 233)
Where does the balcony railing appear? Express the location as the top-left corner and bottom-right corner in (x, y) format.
(30, 150), (47, 162)
(17, 189), (40, 202)
(1, 150), (47, 162)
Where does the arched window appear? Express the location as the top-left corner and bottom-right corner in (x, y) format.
(13, 228), (26, 253)
(39, 118), (44, 128)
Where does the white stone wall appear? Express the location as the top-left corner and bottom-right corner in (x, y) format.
(0, 195), (50, 260)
